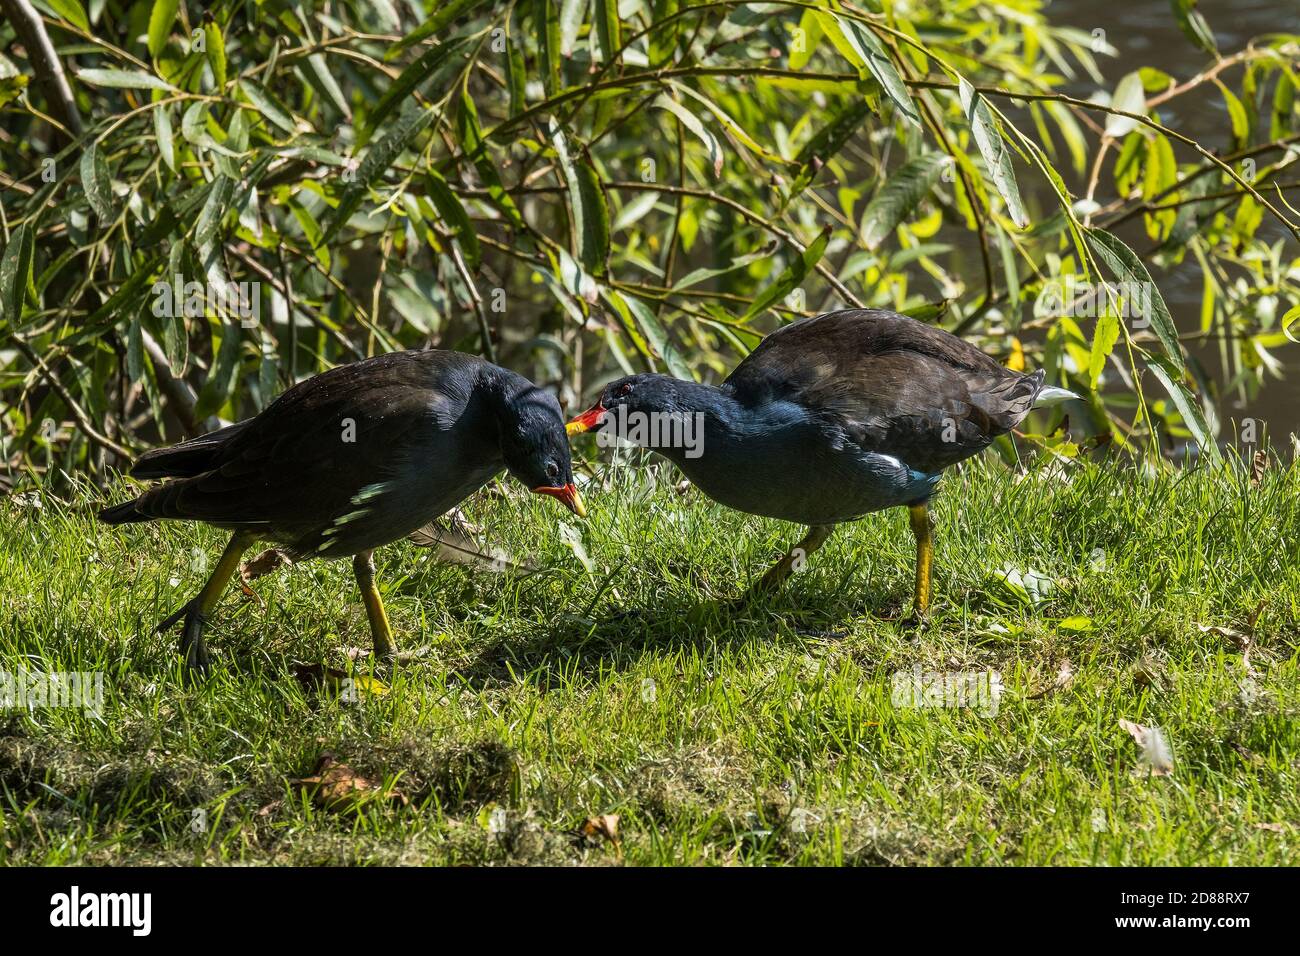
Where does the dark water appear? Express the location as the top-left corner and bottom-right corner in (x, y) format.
(1046, 0), (1300, 442)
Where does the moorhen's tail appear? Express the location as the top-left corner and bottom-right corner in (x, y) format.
(130, 420), (250, 479)
(98, 475), (215, 525)
(101, 420), (251, 525)
(99, 498), (152, 524)
(976, 368), (1078, 433)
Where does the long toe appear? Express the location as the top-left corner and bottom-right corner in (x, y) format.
(180, 608), (212, 675)
(155, 599), (194, 634)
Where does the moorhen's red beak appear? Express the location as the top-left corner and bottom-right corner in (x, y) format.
(532, 482), (587, 518)
(566, 401), (606, 436)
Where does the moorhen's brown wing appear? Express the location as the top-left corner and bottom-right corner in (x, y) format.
(127, 350), (496, 549)
(722, 309), (1044, 474)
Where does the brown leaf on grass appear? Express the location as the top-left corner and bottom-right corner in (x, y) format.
(1253, 822), (1286, 833)
(1246, 600), (1266, 631)
(1232, 741), (1265, 766)
(1131, 653), (1164, 689)
(291, 753), (407, 812)
(1197, 623), (1252, 653)
(1028, 659), (1074, 699)
(1197, 622), (1257, 677)
(580, 813), (621, 847)
(1119, 719), (1174, 776)
(241, 547), (291, 582)
(1250, 450), (1268, 487)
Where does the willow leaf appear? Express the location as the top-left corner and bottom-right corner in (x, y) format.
(361, 35), (469, 147)
(958, 77), (1029, 228)
(654, 95), (723, 176)
(239, 80), (296, 134)
(741, 228), (830, 322)
(1147, 356), (1220, 462)
(324, 102), (439, 246)
(79, 142), (114, 220)
(861, 152), (944, 249)
(147, 0), (179, 58)
(387, 0), (491, 59)
(1, 223), (35, 322)
(76, 68), (176, 92)
(426, 170), (481, 270)
(1085, 227), (1183, 372)
(825, 14), (919, 127)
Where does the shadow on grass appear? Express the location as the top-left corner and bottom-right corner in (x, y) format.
(445, 577), (908, 691)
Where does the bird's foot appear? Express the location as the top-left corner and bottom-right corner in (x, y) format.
(382, 647), (429, 666)
(873, 602), (931, 629)
(157, 600), (212, 675)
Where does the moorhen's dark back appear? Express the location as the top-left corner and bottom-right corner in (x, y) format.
(115, 350), (503, 555)
(722, 309), (1046, 474)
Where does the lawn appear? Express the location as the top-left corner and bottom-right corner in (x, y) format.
(1, 453), (1297, 865)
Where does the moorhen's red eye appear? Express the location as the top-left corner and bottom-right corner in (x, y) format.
(546, 462), (559, 479)
(616, 383), (632, 397)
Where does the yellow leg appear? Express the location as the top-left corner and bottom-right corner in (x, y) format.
(157, 531), (254, 673)
(352, 551), (396, 659)
(752, 525), (835, 595)
(196, 533), (252, 616)
(909, 503), (933, 615)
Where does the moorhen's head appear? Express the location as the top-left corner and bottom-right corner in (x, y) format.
(566, 373), (682, 435)
(499, 386), (586, 517)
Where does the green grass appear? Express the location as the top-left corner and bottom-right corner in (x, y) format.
(1, 453), (1297, 865)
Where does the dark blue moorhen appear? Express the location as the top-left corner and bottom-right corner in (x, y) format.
(567, 309), (1075, 615)
(101, 350), (584, 671)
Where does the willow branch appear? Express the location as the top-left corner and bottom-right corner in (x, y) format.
(2, 0), (84, 139)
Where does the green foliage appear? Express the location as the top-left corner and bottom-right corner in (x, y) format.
(1, 1), (1298, 486)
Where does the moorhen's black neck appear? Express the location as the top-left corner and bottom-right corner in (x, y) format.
(636, 375), (788, 435)
(651, 377), (733, 417)
(476, 363), (535, 432)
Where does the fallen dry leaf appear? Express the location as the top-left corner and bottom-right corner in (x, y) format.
(580, 813), (621, 847)
(1028, 659), (1074, 700)
(1119, 719), (1174, 776)
(407, 509), (533, 572)
(241, 548), (291, 582)
(291, 753), (407, 812)
(1131, 653), (1164, 689)
(1197, 623), (1251, 653)
(1250, 450), (1268, 487)
(1253, 822), (1286, 833)
(1197, 622), (1257, 677)
(1246, 600), (1266, 631)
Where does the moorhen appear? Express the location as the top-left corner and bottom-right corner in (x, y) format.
(101, 350), (584, 671)
(567, 309), (1076, 615)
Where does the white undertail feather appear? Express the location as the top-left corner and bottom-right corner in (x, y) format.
(1032, 385), (1080, 408)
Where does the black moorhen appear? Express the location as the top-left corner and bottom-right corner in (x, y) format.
(567, 309), (1076, 614)
(101, 350), (584, 671)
